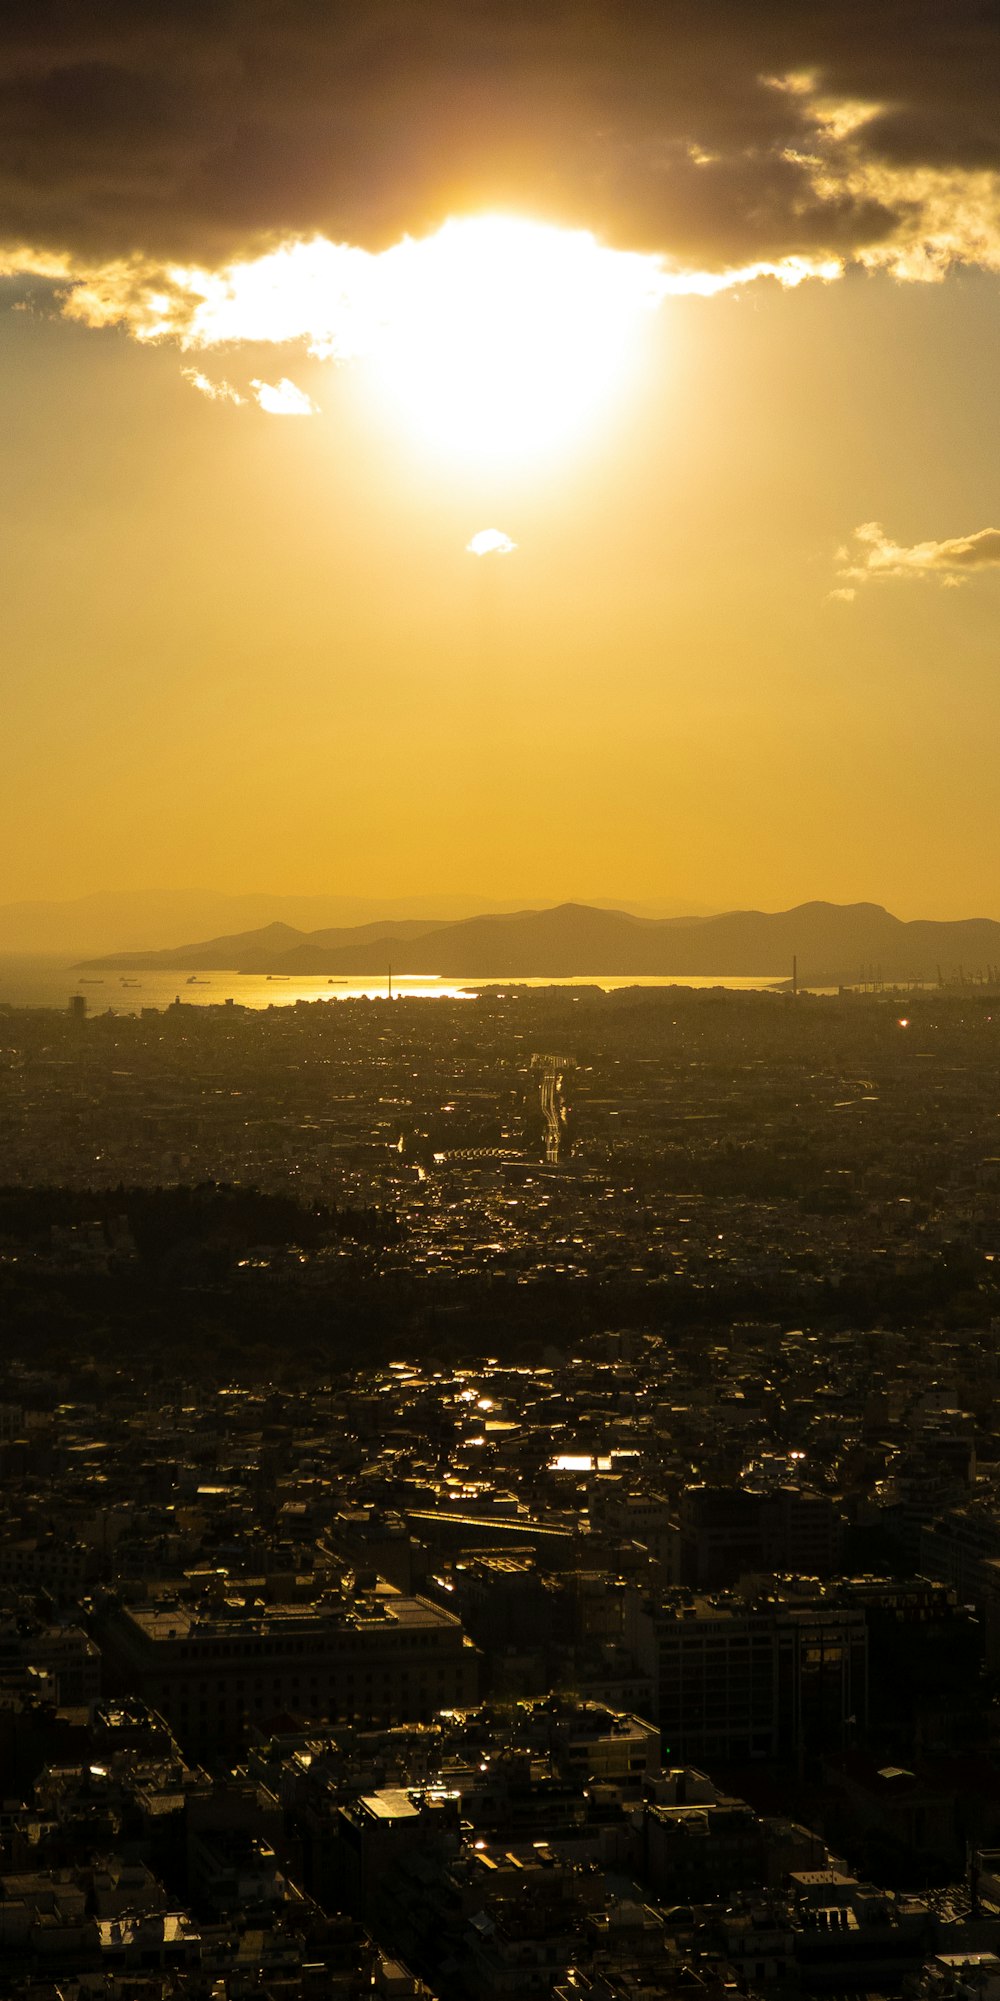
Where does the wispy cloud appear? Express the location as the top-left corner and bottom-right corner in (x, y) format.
(835, 520), (1000, 592)
(250, 376), (318, 416)
(181, 367), (245, 405)
(764, 73), (1000, 285)
(182, 361), (319, 416)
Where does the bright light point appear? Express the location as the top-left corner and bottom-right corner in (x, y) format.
(898, 1017), (910, 1028)
(466, 529), (517, 557)
(366, 214), (667, 463)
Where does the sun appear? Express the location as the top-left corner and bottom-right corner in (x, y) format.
(362, 214), (666, 463)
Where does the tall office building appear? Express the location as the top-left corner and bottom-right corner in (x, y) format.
(627, 1586), (867, 1763)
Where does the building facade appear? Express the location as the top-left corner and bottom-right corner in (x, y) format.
(101, 1590), (477, 1756)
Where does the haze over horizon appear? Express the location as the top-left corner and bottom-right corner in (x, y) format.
(0, 887), (707, 957)
(5, 886), (1000, 964)
(4, 4), (1000, 918)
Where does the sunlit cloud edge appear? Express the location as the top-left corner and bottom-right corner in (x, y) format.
(832, 520), (1000, 598)
(3, 74), (1000, 409)
(0, 223), (842, 364)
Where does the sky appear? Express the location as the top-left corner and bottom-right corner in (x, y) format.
(3, 1), (1000, 924)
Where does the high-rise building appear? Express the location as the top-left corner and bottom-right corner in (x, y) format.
(627, 1585), (867, 1763)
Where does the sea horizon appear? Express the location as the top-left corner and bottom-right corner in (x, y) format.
(0, 952), (795, 1011)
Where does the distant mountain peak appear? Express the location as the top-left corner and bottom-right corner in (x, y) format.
(75, 898), (1000, 984)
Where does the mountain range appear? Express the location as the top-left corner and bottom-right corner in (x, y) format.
(76, 901), (1000, 985)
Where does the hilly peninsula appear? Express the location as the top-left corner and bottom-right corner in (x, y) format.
(76, 900), (1000, 986)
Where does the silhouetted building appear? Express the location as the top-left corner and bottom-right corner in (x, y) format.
(101, 1591), (477, 1757)
(675, 1483), (843, 1587)
(628, 1587), (867, 1763)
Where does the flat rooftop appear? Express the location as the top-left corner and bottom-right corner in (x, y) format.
(120, 1594), (464, 1643)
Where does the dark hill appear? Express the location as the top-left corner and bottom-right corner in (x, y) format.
(78, 900), (1000, 984)
(79, 917), (439, 974)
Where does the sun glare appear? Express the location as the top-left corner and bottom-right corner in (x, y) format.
(364, 215), (666, 462)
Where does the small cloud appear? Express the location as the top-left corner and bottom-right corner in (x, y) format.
(466, 529), (517, 557)
(251, 376), (318, 416)
(762, 69), (819, 97)
(834, 519), (1000, 591)
(181, 367), (245, 404)
(826, 586), (856, 604)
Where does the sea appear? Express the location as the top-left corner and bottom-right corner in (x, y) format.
(0, 955), (788, 1012)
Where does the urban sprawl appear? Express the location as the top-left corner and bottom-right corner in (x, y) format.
(2, 985), (1000, 2000)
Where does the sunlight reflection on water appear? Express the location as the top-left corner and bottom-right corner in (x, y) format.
(2, 956), (789, 1012)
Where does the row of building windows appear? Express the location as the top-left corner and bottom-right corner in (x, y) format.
(151, 1665), (456, 1698)
(147, 1627), (449, 1662)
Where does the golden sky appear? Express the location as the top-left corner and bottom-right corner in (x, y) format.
(3, 5), (1000, 921)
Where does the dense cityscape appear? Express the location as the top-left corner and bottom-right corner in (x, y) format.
(2, 984), (1000, 1995)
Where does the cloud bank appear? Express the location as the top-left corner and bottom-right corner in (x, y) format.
(2, 3), (1000, 395)
(1, 6), (999, 274)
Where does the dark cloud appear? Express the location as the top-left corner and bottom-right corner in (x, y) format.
(0, 1), (998, 268)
